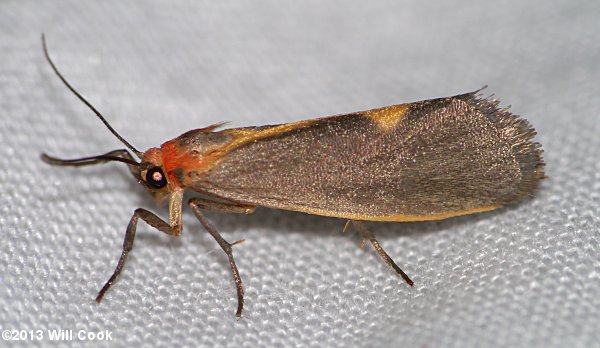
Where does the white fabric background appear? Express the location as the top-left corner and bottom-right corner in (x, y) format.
(1, 1), (599, 347)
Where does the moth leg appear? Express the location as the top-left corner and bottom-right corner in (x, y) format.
(96, 191), (184, 302)
(350, 220), (414, 287)
(95, 209), (180, 302)
(188, 197), (253, 317)
(342, 220), (352, 233)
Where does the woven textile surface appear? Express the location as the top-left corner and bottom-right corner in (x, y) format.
(1, 1), (598, 347)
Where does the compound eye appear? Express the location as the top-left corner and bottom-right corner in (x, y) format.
(145, 167), (167, 189)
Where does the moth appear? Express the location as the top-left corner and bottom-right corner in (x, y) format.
(41, 35), (544, 316)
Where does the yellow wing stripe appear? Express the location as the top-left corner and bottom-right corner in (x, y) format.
(364, 104), (410, 132)
(219, 103), (411, 154)
(289, 204), (502, 222)
(201, 102), (411, 171)
(220, 118), (321, 153)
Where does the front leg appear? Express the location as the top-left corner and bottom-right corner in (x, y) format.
(96, 190), (184, 302)
(188, 197), (255, 317)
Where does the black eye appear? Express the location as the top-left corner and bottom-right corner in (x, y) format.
(145, 167), (167, 189)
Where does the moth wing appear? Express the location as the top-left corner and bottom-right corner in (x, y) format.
(190, 92), (544, 221)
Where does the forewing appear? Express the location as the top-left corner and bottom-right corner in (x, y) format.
(190, 92), (544, 221)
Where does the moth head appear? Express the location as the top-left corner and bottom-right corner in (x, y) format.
(41, 34), (174, 202)
(138, 147), (172, 201)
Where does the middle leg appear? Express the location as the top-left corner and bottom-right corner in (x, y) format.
(188, 197), (255, 317)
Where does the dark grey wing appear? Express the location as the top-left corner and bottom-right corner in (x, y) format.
(192, 92), (544, 221)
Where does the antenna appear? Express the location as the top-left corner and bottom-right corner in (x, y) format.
(41, 34), (143, 158)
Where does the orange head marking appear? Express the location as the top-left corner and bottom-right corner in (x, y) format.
(160, 139), (199, 188)
(141, 147), (163, 167)
(156, 128), (236, 189)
